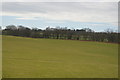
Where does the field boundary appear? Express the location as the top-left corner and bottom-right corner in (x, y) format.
(1, 78), (119, 80)
(2, 35), (119, 44)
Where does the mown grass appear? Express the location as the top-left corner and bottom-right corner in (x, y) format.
(0, 35), (2, 79)
(2, 36), (118, 78)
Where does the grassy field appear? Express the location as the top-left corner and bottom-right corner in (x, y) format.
(0, 36), (2, 79)
(2, 36), (118, 78)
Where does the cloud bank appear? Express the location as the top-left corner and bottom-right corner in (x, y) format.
(1, 2), (118, 26)
(1, 0), (119, 2)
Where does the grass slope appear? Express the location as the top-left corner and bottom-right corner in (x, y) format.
(2, 36), (118, 78)
(0, 36), (2, 79)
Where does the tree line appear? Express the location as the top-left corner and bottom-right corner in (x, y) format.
(2, 25), (120, 43)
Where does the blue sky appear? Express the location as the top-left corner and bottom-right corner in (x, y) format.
(0, 2), (118, 32)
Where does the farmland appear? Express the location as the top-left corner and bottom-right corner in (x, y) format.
(2, 36), (118, 78)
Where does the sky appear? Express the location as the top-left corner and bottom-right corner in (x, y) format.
(0, 0), (119, 32)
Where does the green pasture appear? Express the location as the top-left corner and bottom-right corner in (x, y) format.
(2, 36), (118, 78)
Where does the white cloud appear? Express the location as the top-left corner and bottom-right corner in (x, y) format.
(1, 2), (118, 26)
(1, 0), (119, 2)
(16, 17), (38, 20)
(45, 20), (65, 23)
